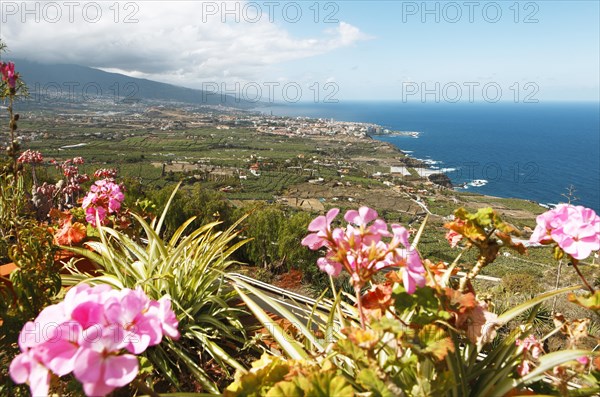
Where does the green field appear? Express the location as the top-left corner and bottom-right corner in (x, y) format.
(14, 108), (600, 296)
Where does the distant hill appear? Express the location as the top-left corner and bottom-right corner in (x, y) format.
(10, 59), (257, 108)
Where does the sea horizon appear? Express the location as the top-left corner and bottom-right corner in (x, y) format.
(257, 101), (600, 212)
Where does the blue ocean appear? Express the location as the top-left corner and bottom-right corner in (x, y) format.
(261, 101), (600, 212)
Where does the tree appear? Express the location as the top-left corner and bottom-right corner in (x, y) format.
(278, 211), (319, 271)
(242, 205), (285, 270)
(149, 183), (234, 239)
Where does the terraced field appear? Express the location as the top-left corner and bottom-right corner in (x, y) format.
(14, 108), (600, 298)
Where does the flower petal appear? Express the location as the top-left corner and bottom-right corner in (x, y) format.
(103, 354), (139, 387)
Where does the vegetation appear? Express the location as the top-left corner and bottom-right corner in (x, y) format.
(1, 45), (599, 396)
(230, 207), (600, 396)
(62, 184), (251, 393)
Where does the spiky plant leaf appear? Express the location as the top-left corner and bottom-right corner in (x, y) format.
(494, 350), (598, 397)
(496, 285), (582, 325)
(231, 277), (325, 353)
(233, 284), (308, 361)
(61, 184), (250, 392)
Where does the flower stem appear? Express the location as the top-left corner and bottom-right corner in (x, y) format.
(31, 165), (37, 186)
(459, 257), (485, 293)
(551, 259), (563, 315)
(329, 275), (347, 329)
(131, 379), (160, 397)
(8, 96), (18, 178)
(355, 285), (366, 329)
(571, 260), (595, 293)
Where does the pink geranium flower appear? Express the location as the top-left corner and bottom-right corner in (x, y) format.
(317, 255), (343, 277)
(301, 208), (339, 249)
(149, 297), (181, 340)
(9, 350), (51, 396)
(516, 335), (543, 360)
(576, 356), (590, 366)
(10, 284), (179, 397)
(17, 150), (44, 164)
(104, 288), (162, 354)
(344, 206), (378, 226)
(345, 207), (391, 246)
(530, 204), (600, 260)
(303, 207), (426, 292)
(386, 224), (426, 293)
(94, 168), (118, 180)
(34, 322), (83, 377)
(516, 334), (544, 376)
(74, 325), (138, 397)
(82, 179), (125, 226)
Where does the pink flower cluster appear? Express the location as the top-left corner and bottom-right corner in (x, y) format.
(9, 283), (179, 397)
(516, 334), (543, 376)
(0, 61), (17, 88)
(82, 179), (125, 226)
(94, 168), (118, 180)
(302, 207), (426, 292)
(17, 149), (44, 164)
(530, 204), (600, 260)
(50, 157), (90, 197)
(35, 182), (57, 198)
(62, 164), (79, 178)
(59, 157), (85, 177)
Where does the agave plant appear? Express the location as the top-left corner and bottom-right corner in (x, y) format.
(62, 184), (250, 393)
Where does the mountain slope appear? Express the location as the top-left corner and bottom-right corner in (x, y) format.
(9, 59), (255, 108)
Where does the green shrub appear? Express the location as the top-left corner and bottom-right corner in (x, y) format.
(63, 184), (251, 393)
(502, 273), (543, 296)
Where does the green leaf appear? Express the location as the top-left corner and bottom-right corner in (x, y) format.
(335, 338), (369, 366)
(357, 368), (395, 397)
(494, 350), (598, 397)
(310, 371), (355, 397)
(233, 285), (308, 361)
(418, 324), (455, 361)
(497, 285), (582, 325)
(371, 316), (410, 335)
(522, 350), (597, 384)
(410, 213), (429, 249)
(568, 291), (600, 311)
(467, 207), (495, 227)
(169, 344), (220, 394)
(154, 181), (182, 237)
(266, 382), (304, 397)
(231, 277), (324, 352)
(225, 354), (291, 397)
(393, 286), (449, 325)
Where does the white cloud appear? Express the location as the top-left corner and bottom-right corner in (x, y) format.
(0, 1), (370, 88)
(329, 22), (372, 46)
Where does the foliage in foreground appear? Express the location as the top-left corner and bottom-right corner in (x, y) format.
(2, 47), (600, 396)
(60, 184), (251, 393)
(9, 283), (179, 396)
(228, 206), (600, 397)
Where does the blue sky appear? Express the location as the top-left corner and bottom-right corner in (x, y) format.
(278, 1), (600, 101)
(1, 1), (598, 102)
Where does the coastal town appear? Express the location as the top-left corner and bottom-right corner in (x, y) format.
(2, 3), (599, 395)
(7, 101), (420, 141)
(2, 100), (465, 221)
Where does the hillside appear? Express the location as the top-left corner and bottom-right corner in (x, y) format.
(9, 58), (257, 108)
